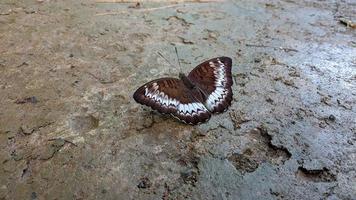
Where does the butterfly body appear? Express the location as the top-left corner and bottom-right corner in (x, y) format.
(133, 57), (233, 125)
(179, 73), (206, 101)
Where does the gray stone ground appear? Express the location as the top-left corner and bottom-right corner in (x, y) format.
(0, 0), (355, 199)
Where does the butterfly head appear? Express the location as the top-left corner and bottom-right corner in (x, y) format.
(179, 72), (196, 90)
(178, 72), (186, 80)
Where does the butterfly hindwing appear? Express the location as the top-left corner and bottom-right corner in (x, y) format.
(188, 57), (233, 113)
(133, 78), (211, 125)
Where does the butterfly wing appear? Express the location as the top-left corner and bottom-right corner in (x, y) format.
(133, 78), (211, 125)
(188, 57), (233, 113)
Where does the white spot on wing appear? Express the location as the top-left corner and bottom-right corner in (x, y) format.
(209, 61), (215, 68)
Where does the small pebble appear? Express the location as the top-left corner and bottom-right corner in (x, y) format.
(31, 192), (37, 200)
(328, 115), (336, 121)
(15, 96), (38, 104)
(137, 177), (151, 189)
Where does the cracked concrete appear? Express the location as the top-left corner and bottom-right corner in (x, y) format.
(0, 0), (355, 199)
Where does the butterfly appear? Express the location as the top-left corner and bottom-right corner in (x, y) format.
(133, 57), (233, 125)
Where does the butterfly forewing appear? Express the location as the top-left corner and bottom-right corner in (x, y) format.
(188, 57), (233, 113)
(133, 78), (211, 125)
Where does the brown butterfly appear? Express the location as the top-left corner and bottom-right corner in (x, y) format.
(133, 57), (233, 125)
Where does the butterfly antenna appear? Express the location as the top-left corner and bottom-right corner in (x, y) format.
(157, 52), (176, 68)
(175, 46), (182, 72)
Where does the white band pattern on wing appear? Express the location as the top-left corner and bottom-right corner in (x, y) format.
(144, 83), (209, 116)
(144, 85), (179, 108)
(205, 87), (229, 111)
(177, 102), (208, 116)
(205, 59), (229, 111)
(215, 59), (228, 87)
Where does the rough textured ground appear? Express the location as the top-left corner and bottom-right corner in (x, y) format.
(0, 0), (355, 199)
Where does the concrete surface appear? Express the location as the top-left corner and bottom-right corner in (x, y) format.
(0, 0), (355, 199)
